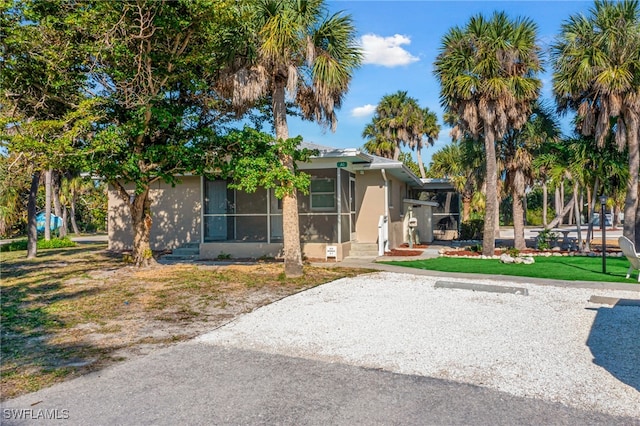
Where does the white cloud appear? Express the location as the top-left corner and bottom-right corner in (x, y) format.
(351, 104), (377, 118)
(360, 33), (420, 67)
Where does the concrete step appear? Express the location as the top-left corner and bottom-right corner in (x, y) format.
(172, 247), (200, 256)
(180, 242), (200, 249)
(348, 250), (379, 257)
(348, 242), (380, 258)
(159, 254), (199, 262)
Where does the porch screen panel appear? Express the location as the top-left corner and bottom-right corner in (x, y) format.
(235, 216), (267, 242)
(299, 214), (337, 243)
(340, 214), (350, 242)
(340, 169), (351, 214)
(236, 189), (267, 214)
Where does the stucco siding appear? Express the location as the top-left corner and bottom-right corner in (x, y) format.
(354, 170), (407, 245)
(108, 176), (202, 251)
(355, 172), (385, 243)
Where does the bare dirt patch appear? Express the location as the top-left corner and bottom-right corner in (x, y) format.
(1, 244), (371, 400)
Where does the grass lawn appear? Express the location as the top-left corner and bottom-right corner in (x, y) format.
(0, 243), (371, 400)
(383, 255), (639, 284)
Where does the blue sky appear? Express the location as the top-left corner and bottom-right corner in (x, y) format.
(287, 0), (593, 166)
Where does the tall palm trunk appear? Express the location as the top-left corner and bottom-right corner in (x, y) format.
(623, 113), (639, 246)
(512, 169), (526, 250)
(482, 128), (498, 256)
(416, 148), (426, 179)
(27, 170), (41, 259)
(573, 182), (583, 251)
(393, 146), (401, 161)
(585, 178), (599, 252)
(542, 181), (548, 226)
(462, 194), (472, 222)
(273, 82), (303, 277)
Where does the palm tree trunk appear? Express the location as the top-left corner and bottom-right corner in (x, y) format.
(482, 128), (498, 256)
(568, 196), (574, 226)
(585, 178), (599, 252)
(393, 146), (401, 161)
(512, 170), (526, 250)
(623, 113), (639, 246)
(273, 82), (303, 277)
(462, 195), (472, 222)
(545, 201), (574, 229)
(553, 185), (562, 223)
(416, 148), (426, 179)
(27, 170), (41, 259)
(45, 168), (52, 241)
(573, 182), (583, 251)
(542, 182), (548, 226)
(560, 181), (566, 225)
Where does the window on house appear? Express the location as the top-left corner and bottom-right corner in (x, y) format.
(310, 178), (335, 210)
(388, 180), (393, 208)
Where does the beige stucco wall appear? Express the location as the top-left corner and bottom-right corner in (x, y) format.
(108, 176), (202, 251)
(354, 170), (407, 245)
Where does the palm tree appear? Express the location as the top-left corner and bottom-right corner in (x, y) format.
(220, 0), (361, 276)
(501, 103), (560, 249)
(434, 12), (542, 256)
(363, 92), (440, 178)
(552, 0), (640, 246)
(363, 91), (413, 160)
(416, 108), (440, 179)
(362, 119), (395, 159)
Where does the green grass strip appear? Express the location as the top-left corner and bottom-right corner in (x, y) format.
(382, 256), (638, 284)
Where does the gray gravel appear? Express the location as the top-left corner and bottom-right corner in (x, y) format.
(198, 272), (640, 418)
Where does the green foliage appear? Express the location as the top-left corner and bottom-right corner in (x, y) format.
(536, 229), (558, 250)
(398, 152), (421, 177)
(216, 252), (232, 260)
(460, 219), (484, 240)
(505, 247), (520, 257)
(217, 128), (316, 198)
(0, 237), (76, 252)
(468, 243), (482, 253)
(526, 207), (553, 227)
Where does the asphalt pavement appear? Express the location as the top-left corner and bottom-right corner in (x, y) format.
(2, 343), (638, 425)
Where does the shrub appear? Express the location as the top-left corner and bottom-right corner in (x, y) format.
(0, 237), (76, 252)
(536, 229), (558, 250)
(460, 219), (484, 240)
(505, 247), (520, 257)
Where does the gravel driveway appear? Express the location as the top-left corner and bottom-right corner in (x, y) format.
(198, 272), (640, 418)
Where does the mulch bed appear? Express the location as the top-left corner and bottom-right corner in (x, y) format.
(385, 249), (424, 256)
(398, 243), (430, 249)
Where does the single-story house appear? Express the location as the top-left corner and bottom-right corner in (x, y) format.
(108, 142), (457, 261)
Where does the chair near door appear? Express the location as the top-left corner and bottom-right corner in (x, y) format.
(618, 236), (640, 282)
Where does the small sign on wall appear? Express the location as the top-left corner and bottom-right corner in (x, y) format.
(326, 245), (338, 262)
